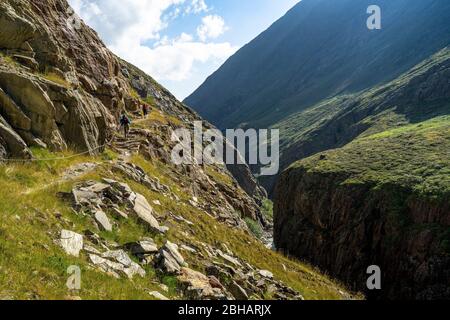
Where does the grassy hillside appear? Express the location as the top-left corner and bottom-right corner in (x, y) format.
(294, 115), (450, 199)
(0, 113), (352, 300)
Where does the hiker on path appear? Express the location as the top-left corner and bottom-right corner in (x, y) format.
(142, 103), (150, 118)
(119, 112), (131, 138)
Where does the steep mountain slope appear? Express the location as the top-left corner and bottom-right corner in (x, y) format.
(185, 0), (450, 130)
(0, 0), (351, 300)
(256, 47), (450, 192)
(273, 48), (450, 299)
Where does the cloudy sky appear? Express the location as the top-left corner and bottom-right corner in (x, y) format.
(68, 0), (300, 100)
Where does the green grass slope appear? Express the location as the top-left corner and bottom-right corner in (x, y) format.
(294, 115), (450, 200)
(0, 133), (352, 300)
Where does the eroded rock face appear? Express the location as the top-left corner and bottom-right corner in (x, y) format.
(0, 114), (31, 158)
(0, 0), (121, 157)
(274, 167), (450, 300)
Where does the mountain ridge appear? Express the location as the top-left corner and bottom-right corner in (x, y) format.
(185, 0), (450, 130)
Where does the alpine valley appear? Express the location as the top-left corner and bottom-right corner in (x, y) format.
(185, 0), (450, 299)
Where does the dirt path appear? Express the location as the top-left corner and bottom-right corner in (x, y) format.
(21, 121), (148, 195)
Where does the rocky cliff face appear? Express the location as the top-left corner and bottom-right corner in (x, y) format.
(0, 0), (267, 237)
(275, 165), (450, 299)
(0, 0), (125, 155)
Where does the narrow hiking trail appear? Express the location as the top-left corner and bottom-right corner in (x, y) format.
(20, 117), (150, 195)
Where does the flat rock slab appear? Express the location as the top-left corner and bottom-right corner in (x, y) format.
(177, 267), (227, 300)
(111, 207), (128, 219)
(89, 249), (146, 279)
(259, 270), (274, 279)
(94, 210), (113, 232)
(155, 241), (186, 274)
(72, 181), (110, 207)
(125, 238), (158, 255)
(217, 250), (242, 267)
(133, 193), (167, 233)
(60, 230), (83, 257)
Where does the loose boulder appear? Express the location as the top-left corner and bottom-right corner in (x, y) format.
(132, 193), (167, 234)
(94, 210), (112, 232)
(89, 249), (145, 279)
(155, 241), (186, 274)
(177, 267), (228, 300)
(60, 230), (83, 257)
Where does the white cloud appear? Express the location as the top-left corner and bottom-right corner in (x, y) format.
(68, 0), (236, 98)
(185, 0), (209, 14)
(197, 15), (228, 42)
(69, 0), (185, 47)
(118, 40), (236, 82)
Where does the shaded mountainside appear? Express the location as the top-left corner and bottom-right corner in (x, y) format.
(259, 47), (450, 193)
(0, 0), (351, 300)
(185, 0), (450, 130)
(273, 48), (450, 299)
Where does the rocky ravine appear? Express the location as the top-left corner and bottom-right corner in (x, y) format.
(275, 165), (450, 300)
(273, 49), (450, 300)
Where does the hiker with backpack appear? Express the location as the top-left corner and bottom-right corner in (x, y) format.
(142, 103), (150, 118)
(119, 112), (131, 138)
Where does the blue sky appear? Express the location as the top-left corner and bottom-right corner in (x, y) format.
(69, 0), (300, 100)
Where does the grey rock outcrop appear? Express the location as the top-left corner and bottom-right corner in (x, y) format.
(70, 177), (169, 234)
(155, 241), (186, 274)
(89, 249), (145, 279)
(0, 114), (31, 158)
(59, 230), (83, 257)
(149, 291), (169, 300)
(0, 0), (120, 157)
